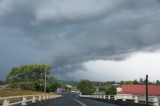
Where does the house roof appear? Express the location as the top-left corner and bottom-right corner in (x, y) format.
(119, 85), (160, 96)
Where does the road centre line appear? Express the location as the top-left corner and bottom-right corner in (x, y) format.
(73, 98), (87, 106)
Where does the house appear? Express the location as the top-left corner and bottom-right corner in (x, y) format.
(117, 84), (160, 96)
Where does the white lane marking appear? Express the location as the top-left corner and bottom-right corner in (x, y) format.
(73, 98), (87, 106)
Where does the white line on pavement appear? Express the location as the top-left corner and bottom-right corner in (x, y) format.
(73, 98), (87, 106)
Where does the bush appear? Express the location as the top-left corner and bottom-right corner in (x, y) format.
(105, 86), (116, 95)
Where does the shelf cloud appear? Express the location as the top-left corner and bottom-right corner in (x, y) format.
(0, 0), (160, 80)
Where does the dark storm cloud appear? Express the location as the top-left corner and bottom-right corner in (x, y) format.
(0, 0), (160, 80)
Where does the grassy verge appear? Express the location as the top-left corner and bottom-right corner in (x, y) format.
(0, 88), (53, 97)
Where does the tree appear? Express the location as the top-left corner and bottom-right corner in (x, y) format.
(156, 80), (160, 85)
(105, 86), (116, 95)
(46, 76), (60, 92)
(0, 80), (5, 85)
(99, 86), (105, 92)
(123, 80), (133, 85)
(120, 80), (124, 85)
(6, 64), (52, 91)
(139, 78), (145, 84)
(133, 79), (139, 84)
(77, 80), (96, 95)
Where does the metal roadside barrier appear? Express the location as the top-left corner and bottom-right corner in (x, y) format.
(0, 95), (62, 106)
(79, 94), (160, 106)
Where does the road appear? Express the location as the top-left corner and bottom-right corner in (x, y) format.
(46, 92), (120, 106)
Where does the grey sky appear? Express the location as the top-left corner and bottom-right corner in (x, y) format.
(0, 0), (160, 81)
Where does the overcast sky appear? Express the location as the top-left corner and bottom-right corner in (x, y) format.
(1, 0), (160, 81)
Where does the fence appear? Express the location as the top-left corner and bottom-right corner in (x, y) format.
(0, 95), (62, 106)
(80, 94), (160, 106)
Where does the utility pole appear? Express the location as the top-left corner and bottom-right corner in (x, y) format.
(44, 68), (46, 94)
(146, 75), (148, 106)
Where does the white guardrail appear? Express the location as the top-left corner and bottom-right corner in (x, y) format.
(80, 94), (160, 106)
(0, 95), (62, 106)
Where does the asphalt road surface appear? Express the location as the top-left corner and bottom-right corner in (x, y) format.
(46, 92), (120, 106)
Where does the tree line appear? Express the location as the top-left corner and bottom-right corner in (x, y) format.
(121, 78), (160, 85)
(92, 78), (160, 85)
(77, 78), (160, 95)
(4, 64), (160, 94)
